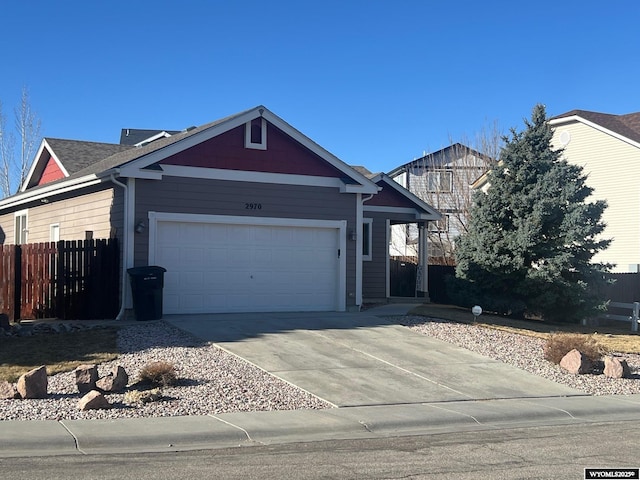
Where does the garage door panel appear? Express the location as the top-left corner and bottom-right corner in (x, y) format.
(227, 225), (253, 245)
(204, 247), (232, 268)
(156, 221), (340, 314)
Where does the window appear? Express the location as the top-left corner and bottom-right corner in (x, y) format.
(14, 210), (28, 244)
(426, 170), (453, 192)
(245, 118), (267, 150)
(428, 215), (449, 233)
(362, 218), (373, 261)
(50, 224), (60, 242)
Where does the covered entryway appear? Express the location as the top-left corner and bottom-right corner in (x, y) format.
(148, 213), (346, 314)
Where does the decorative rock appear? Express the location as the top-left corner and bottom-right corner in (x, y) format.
(77, 390), (111, 411)
(16, 365), (48, 399)
(603, 356), (631, 379)
(96, 366), (129, 392)
(0, 380), (19, 399)
(559, 349), (592, 374)
(75, 364), (99, 393)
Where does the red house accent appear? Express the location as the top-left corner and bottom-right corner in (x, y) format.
(367, 181), (418, 208)
(38, 156), (65, 185)
(160, 123), (347, 178)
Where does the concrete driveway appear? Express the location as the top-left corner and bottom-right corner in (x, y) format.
(165, 307), (582, 407)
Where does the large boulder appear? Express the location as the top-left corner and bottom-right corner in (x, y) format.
(559, 349), (592, 374)
(603, 356), (631, 379)
(16, 365), (48, 399)
(77, 390), (111, 411)
(96, 366), (129, 392)
(0, 381), (19, 399)
(75, 364), (99, 393)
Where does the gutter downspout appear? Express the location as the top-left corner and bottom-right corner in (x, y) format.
(110, 172), (128, 321)
(357, 193), (375, 310)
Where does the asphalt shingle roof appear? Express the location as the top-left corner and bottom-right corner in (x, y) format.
(45, 139), (132, 175)
(552, 109), (640, 144)
(51, 108), (255, 183)
(119, 129), (181, 146)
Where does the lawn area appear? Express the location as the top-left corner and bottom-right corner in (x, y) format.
(409, 304), (640, 354)
(0, 328), (119, 383)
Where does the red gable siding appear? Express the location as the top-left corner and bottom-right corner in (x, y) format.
(160, 122), (347, 178)
(38, 156), (65, 185)
(366, 181), (418, 208)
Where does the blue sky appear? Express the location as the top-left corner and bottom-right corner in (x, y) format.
(1, 0), (639, 173)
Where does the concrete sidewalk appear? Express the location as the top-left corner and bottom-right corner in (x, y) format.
(2, 395), (640, 457)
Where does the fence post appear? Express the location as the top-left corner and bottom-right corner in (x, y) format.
(633, 302), (639, 333)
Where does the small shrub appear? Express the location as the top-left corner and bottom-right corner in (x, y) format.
(543, 333), (609, 364)
(138, 361), (177, 387)
(123, 388), (162, 405)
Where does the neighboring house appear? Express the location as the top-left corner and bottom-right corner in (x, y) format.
(388, 143), (493, 265)
(549, 109), (640, 273)
(0, 106), (440, 316)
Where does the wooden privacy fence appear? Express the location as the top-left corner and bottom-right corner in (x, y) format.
(0, 239), (119, 321)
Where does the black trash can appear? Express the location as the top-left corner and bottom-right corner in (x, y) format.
(127, 266), (167, 321)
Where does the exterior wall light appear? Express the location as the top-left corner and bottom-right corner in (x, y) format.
(135, 221), (146, 233)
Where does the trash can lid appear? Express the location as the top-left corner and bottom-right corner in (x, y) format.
(127, 265), (167, 275)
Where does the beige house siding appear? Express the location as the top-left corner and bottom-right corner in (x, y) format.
(0, 185), (123, 245)
(552, 121), (640, 272)
(0, 211), (16, 244)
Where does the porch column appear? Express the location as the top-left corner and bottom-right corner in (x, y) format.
(417, 224), (429, 299)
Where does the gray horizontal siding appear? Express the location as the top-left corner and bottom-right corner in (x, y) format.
(133, 176), (359, 308)
(363, 212), (388, 300)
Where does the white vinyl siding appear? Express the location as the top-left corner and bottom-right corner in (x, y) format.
(552, 121), (640, 272)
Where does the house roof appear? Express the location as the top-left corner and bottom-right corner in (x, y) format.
(550, 109), (640, 145)
(119, 129), (181, 146)
(387, 143), (492, 177)
(21, 139), (132, 191)
(45, 139), (132, 175)
(366, 173), (441, 221)
(350, 166), (377, 179)
(2, 106), (380, 209)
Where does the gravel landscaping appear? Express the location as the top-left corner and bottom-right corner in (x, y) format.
(0, 321), (330, 421)
(1, 315), (639, 421)
(401, 315), (640, 396)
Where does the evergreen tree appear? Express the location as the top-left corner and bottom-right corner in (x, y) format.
(452, 104), (611, 322)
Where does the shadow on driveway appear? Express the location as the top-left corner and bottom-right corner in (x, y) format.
(165, 310), (585, 408)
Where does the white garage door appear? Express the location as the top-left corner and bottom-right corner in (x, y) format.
(154, 220), (341, 314)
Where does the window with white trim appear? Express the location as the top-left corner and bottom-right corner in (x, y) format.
(14, 210), (28, 244)
(426, 170), (453, 192)
(245, 118), (267, 150)
(428, 215), (449, 233)
(50, 224), (60, 242)
(363, 218), (373, 261)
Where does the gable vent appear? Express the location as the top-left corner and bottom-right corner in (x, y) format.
(245, 118), (267, 150)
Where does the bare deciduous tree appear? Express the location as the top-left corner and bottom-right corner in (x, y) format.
(0, 87), (41, 198)
(391, 122), (503, 265)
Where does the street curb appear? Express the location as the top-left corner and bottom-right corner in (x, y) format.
(1, 395), (639, 457)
